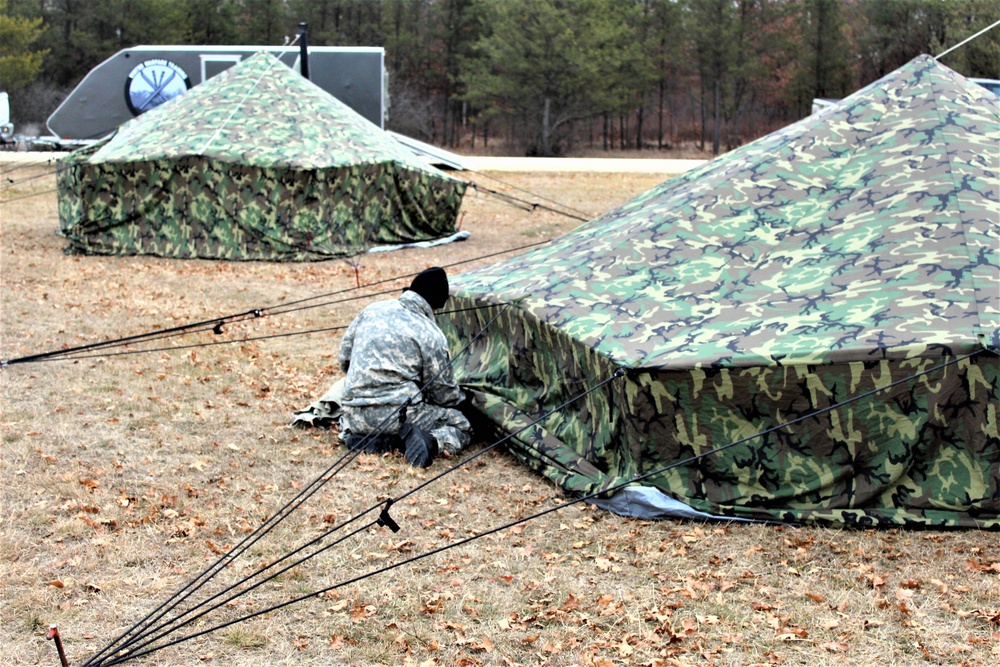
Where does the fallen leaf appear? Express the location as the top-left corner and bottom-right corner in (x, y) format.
(560, 594), (580, 612)
(542, 640), (561, 654)
(965, 558), (1000, 573)
(974, 608), (1000, 626)
(775, 625), (808, 640)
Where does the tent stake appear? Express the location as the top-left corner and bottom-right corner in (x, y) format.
(47, 625), (69, 667)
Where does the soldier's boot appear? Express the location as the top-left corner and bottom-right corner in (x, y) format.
(346, 432), (401, 455)
(344, 434), (366, 452)
(401, 422), (438, 468)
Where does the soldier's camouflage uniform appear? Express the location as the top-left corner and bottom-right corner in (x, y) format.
(339, 290), (470, 454)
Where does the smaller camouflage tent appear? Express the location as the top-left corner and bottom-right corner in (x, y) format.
(57, 52), (466, 261)
(443, 56), (999, 528)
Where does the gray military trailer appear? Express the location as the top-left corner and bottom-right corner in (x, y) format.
(47, 45), (387, 141)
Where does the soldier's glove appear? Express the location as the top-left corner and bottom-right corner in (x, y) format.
(401, 422), (438, 468)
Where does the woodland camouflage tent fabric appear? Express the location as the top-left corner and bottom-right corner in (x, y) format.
(56, 52), (466, 261)
(442, 56), (999, 528)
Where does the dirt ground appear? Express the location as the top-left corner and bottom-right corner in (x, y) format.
(1, 158), (997, 667)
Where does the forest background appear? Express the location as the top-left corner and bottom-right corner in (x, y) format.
(2, 0), (999, 157)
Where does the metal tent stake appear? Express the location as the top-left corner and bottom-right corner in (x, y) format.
(47, 625), (69, 667)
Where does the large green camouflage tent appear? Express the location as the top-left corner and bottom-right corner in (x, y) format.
(443, 56), (999, 528)
(57, 52), (466, 261)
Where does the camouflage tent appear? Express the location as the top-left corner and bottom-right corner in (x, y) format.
(443, 56), (999, 528)
(57, 52), (466, 261)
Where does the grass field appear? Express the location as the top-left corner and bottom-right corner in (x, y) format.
(1, 159), (997, 667)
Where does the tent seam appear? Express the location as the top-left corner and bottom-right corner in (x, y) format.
(930, 68), (999, 351)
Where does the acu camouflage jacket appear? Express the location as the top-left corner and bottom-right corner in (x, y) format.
(339, 290), (463, 409)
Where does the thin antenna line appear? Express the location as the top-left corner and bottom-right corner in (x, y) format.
(935, 19), (1000, 61)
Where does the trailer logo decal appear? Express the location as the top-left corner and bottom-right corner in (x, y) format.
(125, 59), (191, 115)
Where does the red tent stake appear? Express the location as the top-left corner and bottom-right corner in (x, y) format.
(47, 625), (69, 667)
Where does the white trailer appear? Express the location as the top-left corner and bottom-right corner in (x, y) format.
(1, 92), (13, 142)
(47, 45), (387, 141)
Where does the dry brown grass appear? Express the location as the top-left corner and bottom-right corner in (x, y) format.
(1, 160), (998, 667)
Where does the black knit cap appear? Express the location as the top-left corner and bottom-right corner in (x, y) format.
(407, 267), (449, 310)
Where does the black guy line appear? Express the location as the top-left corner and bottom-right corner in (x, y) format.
(467, 169), (593, 218)
(96, 349), (981, 664)
(86, 301), (513, 664)
(94, 367), (617, 665)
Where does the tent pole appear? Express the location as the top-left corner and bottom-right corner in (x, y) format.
(299, 23), (309, 80)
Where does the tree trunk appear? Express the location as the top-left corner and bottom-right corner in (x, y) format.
(658, 76), (665, 149)
(541, 96), (551, 155)
(713, 77), (721, 155)
(636, 106), (644, 151)
(699, 80), (706, 151)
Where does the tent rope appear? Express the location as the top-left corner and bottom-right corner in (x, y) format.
(0, 187), (58, 204)
(84, 302), (514, 665)
(935, 18), (1000, 60)
(467, 169), (594, 219)
(88, 366), (620, 666)
(466, 181), (590, 222)
(25, 322), (352, 364)
(1, 297), (518, 366)
(0, 156), (63, 179)
(88, 349), (984, 665)
(197, 36), (300, 156)
(1, 308), (262, 366)
(81, 435), (373, 667)
(1, 239), (552, 367)
(0, 166), (62, 188)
